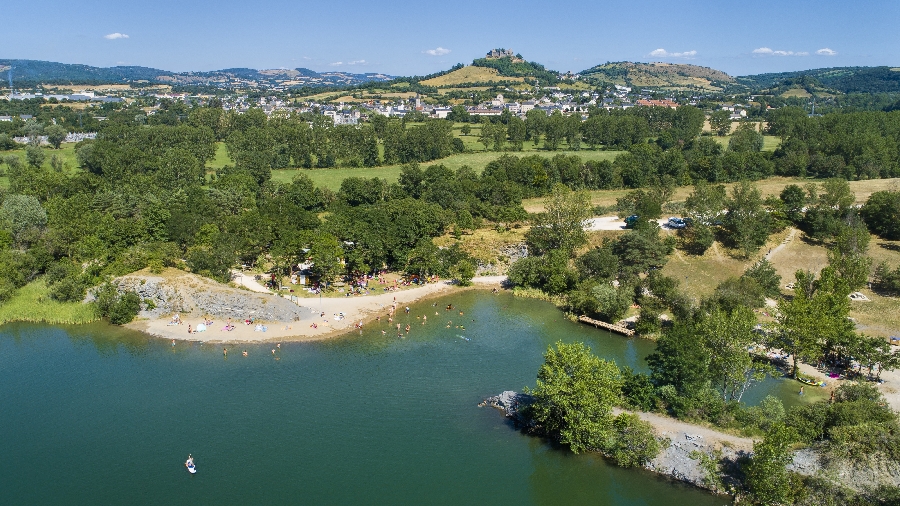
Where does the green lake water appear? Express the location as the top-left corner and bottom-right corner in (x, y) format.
(1, 291), (822, 505)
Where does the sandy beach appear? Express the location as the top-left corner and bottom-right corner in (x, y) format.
(128, 275), (507, 344)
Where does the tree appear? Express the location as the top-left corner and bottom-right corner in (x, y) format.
(25, 145), (45, 169)
(451, 258), (475, 286)
(525, 341), (623, 453)
(507, 116), (526, 151)
(701, 307), (772, 402)
(309, 232), (344, 284)
(524, 184), (591, 256)
(776, 268), (853, 377)
(723, 180), (771, 257)
(779, 184), (807, 223)
(728, 123), (764, 153)
(861, 190), (900, 240)
(744, 423), (798, 505)
(0, 194), (47, 245)
(460, 124), (471, 136)
(742, 259), (782, 298)
(44, 124), (67, 149)
(684, 180), (727, 226)
(709, 110), (731, 136)
(478, 122), (495, 151)
(827, 214), (872, 291)
(647, 320), (710, 395)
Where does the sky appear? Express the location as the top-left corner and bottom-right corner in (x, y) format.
(3, 0), (898, 77)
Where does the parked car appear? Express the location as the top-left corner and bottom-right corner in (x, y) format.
(624, 215), (639, 228)
(667, 217), (687, 229)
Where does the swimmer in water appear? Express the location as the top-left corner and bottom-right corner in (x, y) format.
(242, 350), (248, 357)
(223, 348), (227, 357)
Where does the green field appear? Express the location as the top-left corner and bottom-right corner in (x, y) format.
(272, 149), (625, 189)
(0, 280), (98, 325)
(207, 142), (232, 169)
(712, 134), (781, 151)
(0, 143), (80, 188)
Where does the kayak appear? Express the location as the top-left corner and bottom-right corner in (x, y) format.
(185, 458), (197, 474)
(797, 376), (826, 387)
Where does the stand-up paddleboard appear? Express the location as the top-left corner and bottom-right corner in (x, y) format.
(185, 456), (197, 474)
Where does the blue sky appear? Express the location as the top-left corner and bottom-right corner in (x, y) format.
(4, 0), (897, 77)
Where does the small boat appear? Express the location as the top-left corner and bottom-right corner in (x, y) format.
(797, 376), (826, 387)
(185, 455), (197, 474)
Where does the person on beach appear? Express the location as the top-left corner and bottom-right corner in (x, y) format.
(172, 339), (176, 347)
(188, 325), (192, 334)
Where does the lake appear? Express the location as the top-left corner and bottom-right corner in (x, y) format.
(1, 291), (815, 505)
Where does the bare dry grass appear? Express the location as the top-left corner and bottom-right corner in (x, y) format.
(662, 242), (750, 301)
(421, 67), (524, 87)
(434, 227), (527, 274)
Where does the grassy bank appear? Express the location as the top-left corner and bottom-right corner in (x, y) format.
(0, 280), (98, 325)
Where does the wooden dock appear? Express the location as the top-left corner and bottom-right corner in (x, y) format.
(578, 315), (635, 336)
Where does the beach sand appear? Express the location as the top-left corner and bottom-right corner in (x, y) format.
(128, 276), (507, 344)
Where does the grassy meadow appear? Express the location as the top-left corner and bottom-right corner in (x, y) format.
(0, 143), (80, 188)
(0, 280), (98, 325)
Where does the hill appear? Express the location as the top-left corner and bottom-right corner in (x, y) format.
(0, 59), (395, 89)
(420, 66), (525, 87)
(470, 56), (558, 84)
(736, 66), (900, 94)
(579, 62), (736, 91)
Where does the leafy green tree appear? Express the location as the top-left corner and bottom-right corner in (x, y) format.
(478, 122), (495, 151)
(776, 268), (853, 377)
(451, 258), (475, 286)
(524, 185), (591, 257)
(861, 190), (900, 240)
(309, 232), (344, 284)
(647, 320), (710, 395)
(684, 180), (727, 226)
(608, 413), (662, 468)
(723, 180), (771, 257)
(525, 341), (623, 454)
(743, 259), (782, 298)
(744, 423), (798, 506)
(0, 194), (47, 245)
(728, 123), (764, 153)
(779, 184), (807, 223)
(827, 215), (872, 290)
(25, 145), (45, 169)
(709, 110), (731, 136)
(701, 307), (772, 402)
(611, 223), (675, 279)
(507, 116), (526, 151)
(44, 124), (67, 149)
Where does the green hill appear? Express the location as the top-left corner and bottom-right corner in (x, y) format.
(579, 62), (736, 91)
(470, 56), (558, 85)
(736, 66), (900, 94)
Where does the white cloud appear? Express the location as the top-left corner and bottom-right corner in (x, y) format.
(104, 33), (129, 40)
(816, 48), (837, 56)
(330, 59), (366, 66)
(649, 48), (697, 58)
(752, 47), (808, 56)
(423, 47), (451, 56)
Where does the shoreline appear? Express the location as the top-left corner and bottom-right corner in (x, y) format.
(126, 276), (508, 344)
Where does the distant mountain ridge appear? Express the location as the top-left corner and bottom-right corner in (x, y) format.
(3, 57), (899, 96)
(0, 59), (395, 89)
(735, 66), (900, 94)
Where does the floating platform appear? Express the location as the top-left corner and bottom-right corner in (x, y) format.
(577, 315), (635, 336)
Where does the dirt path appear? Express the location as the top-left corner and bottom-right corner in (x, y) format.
(615, 408), (755, 451)
(230, 270), (271, 294)
(765, 227), (797, 261)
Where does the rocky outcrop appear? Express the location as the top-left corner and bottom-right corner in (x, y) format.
(480, 391), (535, 427)
(106, 271), (309, 322)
